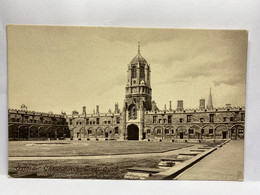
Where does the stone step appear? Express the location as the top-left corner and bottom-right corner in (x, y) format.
(124, 167), (163, 180)
(127, 167), (162, 173)
(198, 147), (211, 149)
(158, 161), (175, 167)
(124, 172), (151, 180)
(160, 158), (188, 162)
(178, 153), (200, 156)
(190, 149), (205, 152)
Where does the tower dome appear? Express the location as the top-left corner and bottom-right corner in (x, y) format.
(130, 43), (147, 64)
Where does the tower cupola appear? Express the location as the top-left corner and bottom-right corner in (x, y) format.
(130, 43), (148, 64)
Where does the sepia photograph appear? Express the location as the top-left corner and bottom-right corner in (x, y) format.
(7, 25), (247, 180)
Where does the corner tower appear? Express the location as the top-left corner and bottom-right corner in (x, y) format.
(122, 43), (152, 140)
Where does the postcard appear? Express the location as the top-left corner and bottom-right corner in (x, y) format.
(8, 25), (247, 180)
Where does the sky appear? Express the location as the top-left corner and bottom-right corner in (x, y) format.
(7, 25), (248, 114)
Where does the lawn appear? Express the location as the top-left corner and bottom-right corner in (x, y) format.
(9, 140), (193, 157)
(8, 140), (225, 179)
(9, 156), (168, 179)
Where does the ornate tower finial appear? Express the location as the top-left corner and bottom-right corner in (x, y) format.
(138, 42), (140, 54)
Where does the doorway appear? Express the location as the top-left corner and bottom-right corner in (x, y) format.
(127, 124), (139, 140)
(180, 132), (184, 139)
(142, 132), (146, 140)
(222, 131), (227, 139)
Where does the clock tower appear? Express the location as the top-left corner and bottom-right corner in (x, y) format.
(122, 43), (152, 140)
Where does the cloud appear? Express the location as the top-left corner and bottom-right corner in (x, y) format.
(213, 74), (246, 87)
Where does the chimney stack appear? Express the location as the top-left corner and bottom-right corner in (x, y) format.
(226, 104), (231, 108)
(72, 110), (79, 116)
(199, 99), (205, 110)
(169, 101), (172, 111)
(177, 100), (183, 111)
(82, 106), (86, 114)
(115, 103), (119, 114)
(96, 105), (99, 114)
(207, 88), (214, 110)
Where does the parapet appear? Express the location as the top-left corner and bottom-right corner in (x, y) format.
(146, 106), (245, 115)
(8, 108), (66, 118)
(66, 112), (122, 119)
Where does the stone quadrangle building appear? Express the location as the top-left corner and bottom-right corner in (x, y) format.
(8, 45), (245, 141)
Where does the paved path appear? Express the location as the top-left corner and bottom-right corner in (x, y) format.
(9, 144), (202, 161)
(175, 140), (244, 181)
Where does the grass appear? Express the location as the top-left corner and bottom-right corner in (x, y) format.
(9, 140), (193, 157)
(8, 140), (225, 179)
(9, 156), (168, 179)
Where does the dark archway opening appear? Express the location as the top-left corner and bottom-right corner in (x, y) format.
(29, 126), (39, 140)
(9, 125), (18, 141)
(180, 132), (184, 139)
(19, 126), (29, 141)
(222, 131), (227, 139)
(142, 132), (146, 140)
(127, 124), (139, 140)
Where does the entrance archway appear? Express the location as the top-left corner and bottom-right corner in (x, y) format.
(176, 126), (187, 139)
(127, 124), (139, 140)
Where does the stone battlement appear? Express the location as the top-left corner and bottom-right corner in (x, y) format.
(8, 108), (65, 118)
(67, 112), (121, 118)
(146, 106), (245, 115)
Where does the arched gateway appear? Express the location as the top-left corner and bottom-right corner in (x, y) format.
(127, 124), (139, 140)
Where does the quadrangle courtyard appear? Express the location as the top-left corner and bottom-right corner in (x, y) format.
(8, 140), (243, 180)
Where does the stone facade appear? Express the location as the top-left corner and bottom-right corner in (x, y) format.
(8, 105), (69, 141)
(143, 107), (245, 141)
(67, 45), (245, 141)
(67, 104), (245, 141)
(67, 105), (123, 141)
(8, 45), (245, 141)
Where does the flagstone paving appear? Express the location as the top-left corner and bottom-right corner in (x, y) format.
(175, 140), (244, 181)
